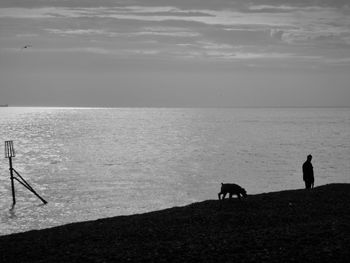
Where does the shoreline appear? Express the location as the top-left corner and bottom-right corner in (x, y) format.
(1, 184), (349, 262)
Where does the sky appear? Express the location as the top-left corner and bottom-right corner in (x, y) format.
(0, 0), (349, 107)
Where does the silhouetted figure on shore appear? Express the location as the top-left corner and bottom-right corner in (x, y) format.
(302, 154), (314, 189)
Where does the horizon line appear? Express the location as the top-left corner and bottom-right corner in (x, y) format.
(1, 105), (350, 109)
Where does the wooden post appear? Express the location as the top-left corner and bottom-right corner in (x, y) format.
(4, 140), (47, 205)
(5, 141), (16, 206)
(12, 169), (47, 204)
(9, 156), (16, 206)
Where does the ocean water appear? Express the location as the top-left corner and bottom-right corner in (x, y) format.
(0, 107), (349, 235)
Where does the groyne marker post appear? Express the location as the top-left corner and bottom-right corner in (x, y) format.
(4, 141), (47, 206)
(5, 141), (16, 206)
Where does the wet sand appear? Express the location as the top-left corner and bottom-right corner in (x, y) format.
(1, 184), (349, 262)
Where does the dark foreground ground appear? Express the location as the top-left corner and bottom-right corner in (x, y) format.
(1, 184), (350, 263)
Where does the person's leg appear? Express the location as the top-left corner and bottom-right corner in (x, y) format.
(305, 181), (311, 189)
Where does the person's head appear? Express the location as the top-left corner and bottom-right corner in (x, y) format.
(307, 154), (312, 161)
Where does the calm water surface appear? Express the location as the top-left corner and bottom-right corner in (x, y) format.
(0, 107), (349, 235)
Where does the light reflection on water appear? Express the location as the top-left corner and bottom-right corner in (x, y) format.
(0, 107), (349, 235)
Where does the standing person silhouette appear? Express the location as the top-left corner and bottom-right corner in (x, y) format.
(302, 154), (314, 189)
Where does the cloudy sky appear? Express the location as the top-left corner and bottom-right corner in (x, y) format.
(1, 0), (349, 107)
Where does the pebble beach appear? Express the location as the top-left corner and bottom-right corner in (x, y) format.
(1, 184), (349, 262)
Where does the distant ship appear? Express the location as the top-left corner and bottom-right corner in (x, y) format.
(0, 104), (8, 107)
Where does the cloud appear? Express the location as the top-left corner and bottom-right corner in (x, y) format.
(128, 27), (200, 37)
(325, 57), (350, 65)
(174, 49), (322, 61)
(46, 27), (200, 38)
(0, 7), (71, 18)
(249, 5), (297, 11)
(1, 2), (349, 65)
(1, 5), (348, 33)
(247, 5), (338, 12)
(270, 29), (285, 41)
(0, 6), (317, 27)
(280, 29), (350, 47)
(170, 39), (322, 61)
(203, 51), (300, 60)
(130, 31), (198, 37)
(46, 29), (108, 36)
(196, 41), (234, 50)
(0, 6), (213, 19)
(16, 33), (38, 38)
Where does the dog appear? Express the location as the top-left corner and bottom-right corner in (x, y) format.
(218, 183), (247, 200)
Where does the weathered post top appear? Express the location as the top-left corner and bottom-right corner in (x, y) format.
(5, 140), (15, 158)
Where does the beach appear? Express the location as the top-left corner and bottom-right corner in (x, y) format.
(1, 183), (349, 262)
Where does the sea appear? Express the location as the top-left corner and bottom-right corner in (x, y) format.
(0, 107), (349, 235)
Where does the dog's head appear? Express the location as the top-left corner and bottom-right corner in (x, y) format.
(241, 188), (248, 198)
